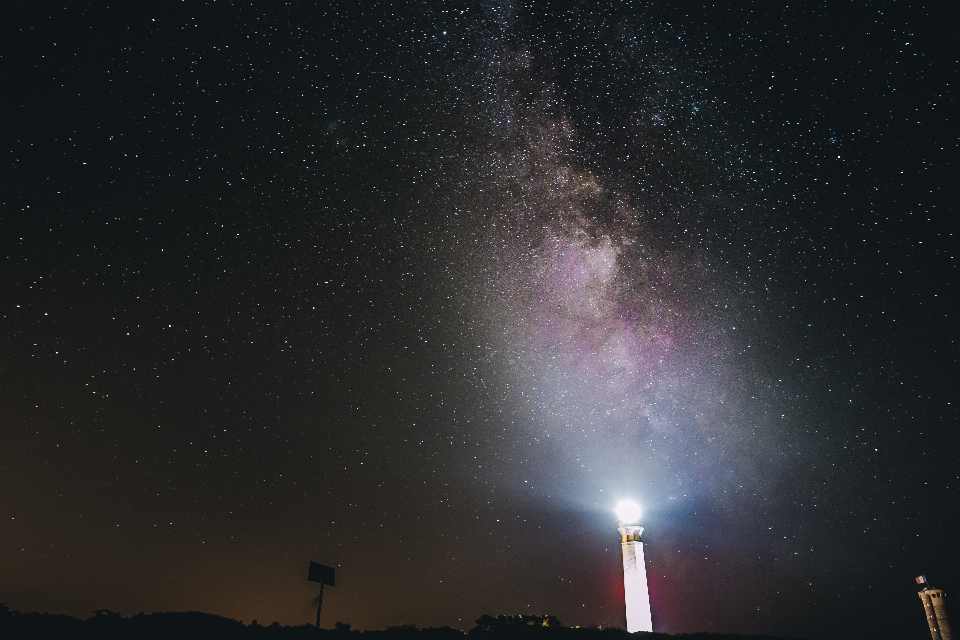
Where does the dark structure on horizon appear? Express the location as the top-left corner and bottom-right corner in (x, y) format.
(918, 576), (952, 640)
(308, 561), (336, 631)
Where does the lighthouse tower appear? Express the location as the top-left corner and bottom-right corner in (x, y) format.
(918, 578), (952, 640)
(616, 501), (653, 632)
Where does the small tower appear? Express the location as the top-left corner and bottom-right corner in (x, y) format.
(616, 501), (653, 632)
(918, 577), (952, 640)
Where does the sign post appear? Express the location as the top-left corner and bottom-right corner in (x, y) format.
(308, 561), (336, 632)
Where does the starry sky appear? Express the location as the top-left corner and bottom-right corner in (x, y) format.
(1, 2), (956, 639)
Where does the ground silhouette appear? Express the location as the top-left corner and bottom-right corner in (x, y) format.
(0, 605), (803, 640)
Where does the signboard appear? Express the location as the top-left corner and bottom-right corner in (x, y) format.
(308, 561), (335, 587)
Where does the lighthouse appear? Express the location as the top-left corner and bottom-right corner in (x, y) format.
(616, 500), (653, 632)
(917, 577), (952, 640)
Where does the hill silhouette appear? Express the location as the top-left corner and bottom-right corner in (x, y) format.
(0, 606), (803, 640)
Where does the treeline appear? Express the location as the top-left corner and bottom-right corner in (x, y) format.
(0, 606), (800, 640)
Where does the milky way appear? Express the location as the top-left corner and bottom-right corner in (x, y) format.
(440, 25), (785, 517)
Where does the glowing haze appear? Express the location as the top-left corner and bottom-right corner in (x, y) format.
(445, 34), (761, 518)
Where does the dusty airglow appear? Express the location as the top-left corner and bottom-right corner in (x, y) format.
(615, 500), (641, 523)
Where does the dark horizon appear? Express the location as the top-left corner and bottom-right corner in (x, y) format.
(2, 2), (956, 639)
(0, 607), (808, 640)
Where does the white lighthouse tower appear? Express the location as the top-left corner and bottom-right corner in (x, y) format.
(616, 500), (653, 633)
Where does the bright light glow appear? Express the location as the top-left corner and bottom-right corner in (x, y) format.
(615, 499), (641, 523)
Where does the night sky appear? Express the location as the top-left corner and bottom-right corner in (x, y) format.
(2, 2), (956, 639)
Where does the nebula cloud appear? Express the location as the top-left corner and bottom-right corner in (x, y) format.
(444, 40), (754, 507)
